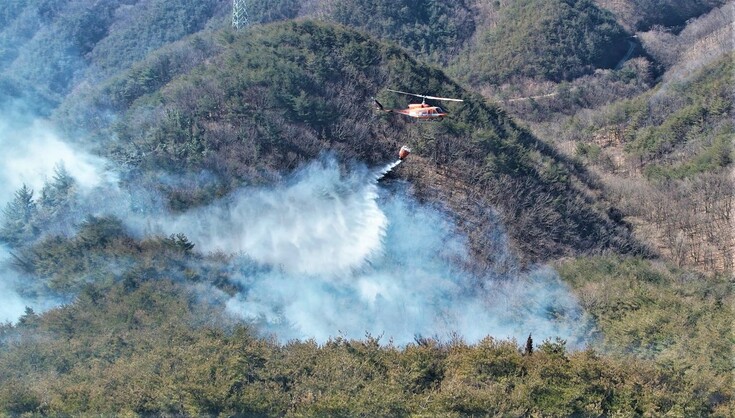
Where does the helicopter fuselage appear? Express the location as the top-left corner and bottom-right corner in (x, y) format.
(393, 103), (447, 120)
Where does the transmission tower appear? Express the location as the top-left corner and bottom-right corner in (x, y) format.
(232, 0), (249, 30)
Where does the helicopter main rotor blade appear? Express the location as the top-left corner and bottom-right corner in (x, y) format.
(422, 95), (464, 102)
(386, 89), (463, 102)
(386, 89), (422, 97)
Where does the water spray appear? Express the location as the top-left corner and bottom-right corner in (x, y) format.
(374, 145), (410, 181)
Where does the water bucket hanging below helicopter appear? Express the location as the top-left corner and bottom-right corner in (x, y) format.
(398, 146), (411, 160)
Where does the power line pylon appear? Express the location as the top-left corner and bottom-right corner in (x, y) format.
(232, 0), (249, 30)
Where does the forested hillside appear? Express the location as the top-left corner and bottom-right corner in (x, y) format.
(457, 0), (628, 84)
(55, 20), (643, 263)
(0, 0), (229, 109)
(298, 0), (630, 85)
(0, 0), (732, 416)
(502, 2), (733, 273)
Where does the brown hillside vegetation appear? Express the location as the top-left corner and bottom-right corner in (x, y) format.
(594, 0), (728, 31)
(638, 1), (733, 72)
(582, 52), (734, 272)
(497, 4), (734, 273)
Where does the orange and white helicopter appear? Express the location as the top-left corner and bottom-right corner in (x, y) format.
(374, 89), (463, 121)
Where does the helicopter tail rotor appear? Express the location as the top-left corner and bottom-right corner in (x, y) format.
(374, 99), (392, 112)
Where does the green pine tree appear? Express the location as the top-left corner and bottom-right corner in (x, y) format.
(0, 185), (39, 247)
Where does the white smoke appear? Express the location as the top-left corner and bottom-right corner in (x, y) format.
(159, 159), (389, 276)
(0, 245), (29, 323)
(0, 105), (117, 205)
(0, 244), (62, 323)
(0, 106), (118, 322)
(149, 157), (590, 346)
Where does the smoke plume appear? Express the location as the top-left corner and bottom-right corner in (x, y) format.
(160, 159), (389, 276)
(147, 156), (590, 346)
(0, 105), (116, 204)
(0, 105), (118, 320)
(0, 245), (29, 323)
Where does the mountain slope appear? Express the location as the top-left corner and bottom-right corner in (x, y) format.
(58, 20), (644, 264)
(594, 0), (728, 31)
(458, 0), (629, 85)
(503, 3), (734, 272)
(0, 0), (227, 108)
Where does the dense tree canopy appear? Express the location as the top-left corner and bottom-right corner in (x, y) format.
(0, 0), (227, 105)
(462, 0), (629, 84)
(329, 0), (475, 64)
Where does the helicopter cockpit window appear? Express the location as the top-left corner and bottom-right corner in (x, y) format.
(435, 107), (444, 113)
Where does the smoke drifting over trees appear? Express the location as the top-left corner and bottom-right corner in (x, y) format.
(0, 1), (731, 415)
(155, 157), (589, 344)
(0, 140), (589, 345)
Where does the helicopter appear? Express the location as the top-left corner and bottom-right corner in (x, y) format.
(374, 89), (463, 121)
